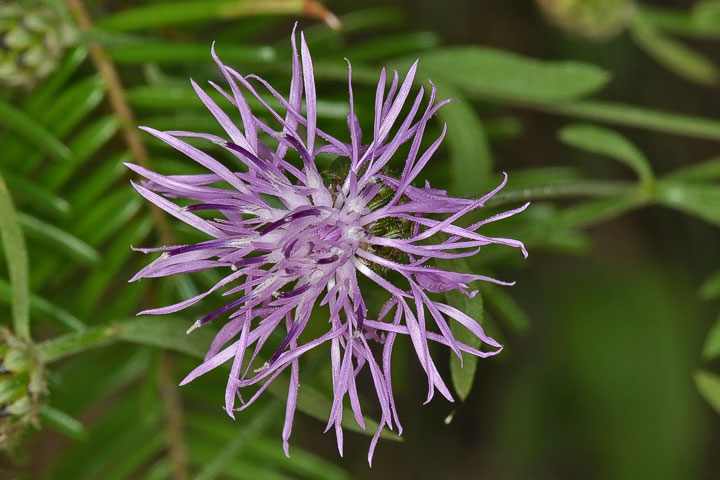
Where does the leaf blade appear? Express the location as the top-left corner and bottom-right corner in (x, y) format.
(0, 177), (30, 339)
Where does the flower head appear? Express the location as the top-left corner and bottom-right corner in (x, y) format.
(129, 28), (528, 464)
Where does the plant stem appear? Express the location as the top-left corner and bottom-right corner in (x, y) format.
(64, 0), (174, 246)
(485, 180), (638, 207)
(158, 352), (189, 480)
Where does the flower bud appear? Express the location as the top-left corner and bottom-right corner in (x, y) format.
(0, 1), (77, 89)
(0, 328), (46, 450)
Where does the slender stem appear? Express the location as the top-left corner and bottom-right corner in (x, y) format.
(158, 352), (189, 480)
(64, 0), (174, 246)
(485, 180), (638, 207)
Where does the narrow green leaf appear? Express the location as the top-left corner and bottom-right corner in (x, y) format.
(193, 400), (282, 480)
(98, 0), (306, 31)
(631, 21), (719, 87)
(143, 460), (171, 480)
(20, 75), (107, 175)
(655, 180), (720, 228)
(435, 81), (493, 192)
(75, 218), (152, 317)
(45, 117), (120, 191)
(42, 75), (106, 138)
(479, 196), (645, 265)
(265, 375), (401, 441)
(695, 370), (720, 414)
(665, 155), (720, 182)
(342, 32), (439, 63)
(72, 189), (141, 246)
(0, 99), (72, 163)
(69, 153), (130, 210)
(507, 167), (583, 187)
(700, 268), (720, 300)
(303, 7), (403, 46)
(247, 438), (351, 480)
(127, 84), (348, 119)
(106, 40), (276, 64)
(37, 317), (401, 442)
(438, 256), (484, 401)
(0, 279), (85, 333)
(0, 178), (30, 340)
(541, 100), (720, 142)
(637, 3), (720, 39)
(480, 283), (530, 333)
(39, 405), (88, 441)
(101, 432), (166, 480)
(23, 46), (89, 113)
(702, 314), (720, 361)
(19, 214), (101, 265)
(417, 47), (611, 102)
(484, 116), (524, 142)
(1, 171), (70, 217)
(558, 123), (654, 184)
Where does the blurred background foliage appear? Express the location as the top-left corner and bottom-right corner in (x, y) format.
(0, 0), (719, 478)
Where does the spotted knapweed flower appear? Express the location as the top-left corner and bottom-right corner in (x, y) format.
(128, 28), (528, 464)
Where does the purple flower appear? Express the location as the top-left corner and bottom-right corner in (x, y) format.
(128, 28), (528, 464)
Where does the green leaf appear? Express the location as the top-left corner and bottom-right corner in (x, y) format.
(631, 21), (719, 87)
(0, 99), (72, 163)
(702, 314), (720, 361)
(37, 317), (214, 363)
(655, 181), (720, 228)
(507, 166), (583, 187)
(107, 40), (275, 65)
(72, 189), (141, 246)
(75, 218), (152, 317)
(98, 0), (309, 31)
(665, 155), (720, 182)
(558, 123), (654, 184)
(37, 317), (401, 443)
(128, 84), (348, 119)
(480, 283), (530, 333)
(44, 117), (121, 191)
(23, 47), (89, 113)
(416, 47), (611, 102)
(484, 116), (524, 142)
(1, 171), (70, 217)
(0, 279), (85, 333)
(542, 100), (720, 142)
(0, 177), (30, 340)
(637, 3), (720, 39)
(342, 32), (439, 63)
(265, 375), (401, 442)
(19, 214), (101, 265)
(193, 400), (282, 480)
(700, 268), (720, 300)
(39, 405), (88, 441)
(248, 438), (351, 480)
(41, 75), (106, 138)
(69, 153), (130, 210)
(695, 370), (720, 414)
(434, 81), (493, 192)
(439, 256), (484, 401)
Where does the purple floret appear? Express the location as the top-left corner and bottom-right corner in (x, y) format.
(128, 27), (528, 464)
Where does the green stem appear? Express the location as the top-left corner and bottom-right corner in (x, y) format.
(485, 180), (637, 207)
(533, 100), (720, 142)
